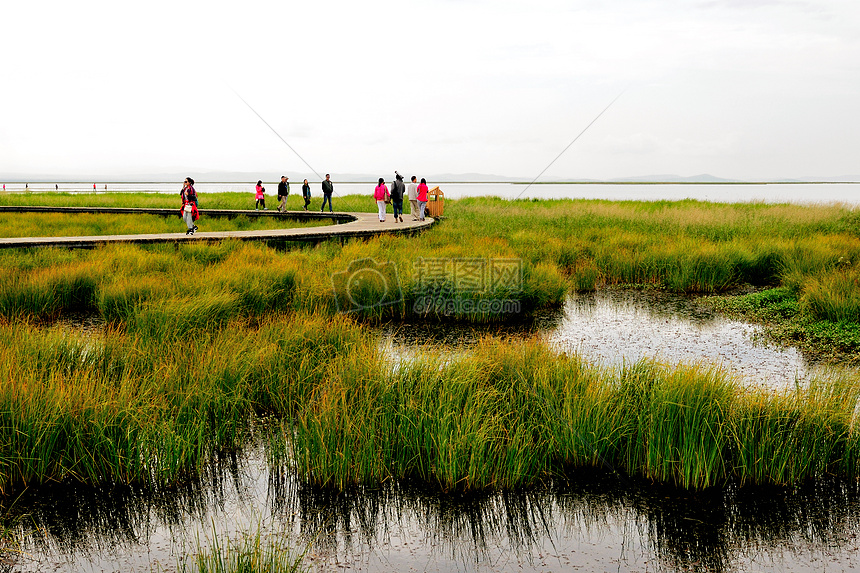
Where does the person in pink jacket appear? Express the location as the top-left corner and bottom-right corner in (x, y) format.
(255, 180), (267, 210)
(416, 178), (429, 221)
(374, 178), (390, 222)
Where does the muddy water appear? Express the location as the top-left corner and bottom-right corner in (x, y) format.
(12, 292), (860, 572)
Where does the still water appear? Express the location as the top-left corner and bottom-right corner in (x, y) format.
(378, 289), (824, 389)
(8, 442), (860, 573)
(4, 182), (860, 205)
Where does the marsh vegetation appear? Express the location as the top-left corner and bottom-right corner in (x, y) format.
(0, 194), (857, 495)
(1, 192), (859, 570)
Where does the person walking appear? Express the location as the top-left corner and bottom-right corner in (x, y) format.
(390, 172), (405, 223)
(374, 178), (390, 222)
(181, 177), (199, 235)
(417, 178), (429, 221)
(321, 174), (334, 212)
(407, 176), (419, 220)
(277, 176), (290, 212)
(183, 177), (198, 208)
(302, 179), (311, 210)
(255, 180), (267, 210)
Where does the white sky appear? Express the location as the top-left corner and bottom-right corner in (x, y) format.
(2, 0), (859, 181)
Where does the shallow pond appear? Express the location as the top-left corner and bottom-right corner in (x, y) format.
(378, 289), (832, 390)
(14, 290), (860, 572)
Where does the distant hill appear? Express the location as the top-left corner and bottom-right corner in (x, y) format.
(608, 174), (737, 183)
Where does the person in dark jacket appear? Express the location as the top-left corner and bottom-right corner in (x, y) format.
(302, 179), (311, 210)
(390, 171), (405, 222)
(321, 174), (334, 212)
(277, 176), (290, 212)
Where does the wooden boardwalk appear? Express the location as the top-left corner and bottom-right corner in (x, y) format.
(0, 207), (434, 249)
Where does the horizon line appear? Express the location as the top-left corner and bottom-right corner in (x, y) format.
(2, 179), (859, 186)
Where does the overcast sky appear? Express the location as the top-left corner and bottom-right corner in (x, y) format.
(2, 0), (859, 181)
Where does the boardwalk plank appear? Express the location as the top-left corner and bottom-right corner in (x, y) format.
(0, 208), (434, 249)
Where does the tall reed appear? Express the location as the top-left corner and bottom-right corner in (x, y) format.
(0, 312), (367, 492)
(800, 266), (860, 323)
(0, 194), (859, 493)
(284, 336), (860, 491)
(1, 310), (859, 493)
(3, 194), (860, 323)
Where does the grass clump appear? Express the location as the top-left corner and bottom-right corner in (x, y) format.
(178, 527), (306, 573)
(282, 337), (860, 491)
(0, 313), (370, 492)
(707, 286), (860, 363)
(0, 310), (858, 494)
(0, 263), (97, 319)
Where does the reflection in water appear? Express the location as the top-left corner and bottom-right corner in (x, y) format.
(271, 468), (860, 572)
(7, 444), (860, 572)
(50, 311), (106, 336)
(6, 452), (246, 572)
(548, 289), (818, 388)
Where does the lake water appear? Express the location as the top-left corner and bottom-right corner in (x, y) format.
(4, 182), (860, 205)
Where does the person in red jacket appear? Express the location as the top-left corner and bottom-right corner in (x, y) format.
(255, 180), (267, 210)
(181, 177), (199, 235)
(416, 178), (429, 221)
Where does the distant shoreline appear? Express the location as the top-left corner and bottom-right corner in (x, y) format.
(2, 180), (859, 185)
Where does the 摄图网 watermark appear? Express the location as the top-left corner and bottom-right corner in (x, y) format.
(331, 257), (523, 315)
(412, 257), (522, 315)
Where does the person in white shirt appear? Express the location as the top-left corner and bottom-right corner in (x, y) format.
(406, 176), (419, 221)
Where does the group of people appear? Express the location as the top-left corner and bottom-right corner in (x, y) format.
(276, 176), (311, 211)
(374, 172), (430, 223)
(252, 173), (432, 220)
(179, 172), (431, 235)
(255, 174), (333, 212)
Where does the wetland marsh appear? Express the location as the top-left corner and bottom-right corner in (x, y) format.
(0, 191), (859, 571)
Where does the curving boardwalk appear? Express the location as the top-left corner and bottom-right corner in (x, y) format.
(0, 207), (434, 249)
